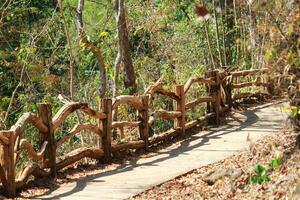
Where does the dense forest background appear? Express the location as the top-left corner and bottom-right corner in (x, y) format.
(0, 0), (299, 130)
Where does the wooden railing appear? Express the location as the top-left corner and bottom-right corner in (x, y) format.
(0, 68), (278, 197)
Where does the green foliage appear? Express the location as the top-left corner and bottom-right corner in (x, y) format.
(264, 48), (277, 62)
(269, 159), (281, 171)
(251, 158), (282, 184)
(282, 106), (300, 119)
(250, 165), (270, 184)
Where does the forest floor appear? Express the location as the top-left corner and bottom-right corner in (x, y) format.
(132, 128), (300, 200)
(3, 99), (297, 200)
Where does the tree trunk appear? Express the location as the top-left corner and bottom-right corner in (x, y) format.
(204, 21), (216, 69)
(114, 0), (137, 95)
(212, 0), (223, 67)
(76, 0), (107, 98)
(58, 0), (75, 99)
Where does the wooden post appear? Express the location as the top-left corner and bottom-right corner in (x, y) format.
(267, 76), (274, 95)
(205, 70), (221, 125)
(0, 131), (16, 197)
(214, 71), (221, 125)
(222, 69), (233, 109)
(173, 85), (185, 135)
(38, 103), (56, 178)
(99, 99), (112, 162)
(205, 71), (213, 116)
(224, 81), (233, 109)
(138, 95), (149, 150)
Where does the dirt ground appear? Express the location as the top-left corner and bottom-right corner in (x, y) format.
(131, 128), (300, 200)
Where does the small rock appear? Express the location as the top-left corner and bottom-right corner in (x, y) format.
(202, 168), (243, 185)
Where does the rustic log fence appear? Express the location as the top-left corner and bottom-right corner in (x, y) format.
(0, 68), (279, 197)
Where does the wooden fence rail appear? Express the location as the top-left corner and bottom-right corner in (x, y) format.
(0, 68), (278, 197)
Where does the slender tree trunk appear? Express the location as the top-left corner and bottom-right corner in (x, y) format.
(59, 0), (87, 148)
(112, 51), (121, 139)
(212, 0), (223, 67)
(114, 0), (137, 95)
(233, 0), (239, 65)
(76, 0), (107, 98)
(204, 21), (216, 69)
(248, 3), (255, 68)
(58, 0), (75, 99)
(3, 61), (27, 127)
(220, 8), (227, 66)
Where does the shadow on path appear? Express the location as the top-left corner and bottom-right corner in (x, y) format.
(37, 101), (286, 199)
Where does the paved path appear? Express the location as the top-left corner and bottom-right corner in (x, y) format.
(38, 101), (288, 200)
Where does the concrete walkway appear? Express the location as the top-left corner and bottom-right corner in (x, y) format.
(38, 101), (288, 200)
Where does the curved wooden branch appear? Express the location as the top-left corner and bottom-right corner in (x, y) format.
(149, 129), (179, 145)
(185, 113), (215, 129)
(185, 96), (215, 110)
(231, 68), (270, 78)
(52, 103), (106, 131)
(19, 139), (48, 161)
(16, 164), (50, 189)
(80, 106), (106, 120)
(144, 77), (179, 101)
(9, 113), (48, 136)
(57, 147), (104, 170)
(112, 95), (143, 110)
(111, 140), (145, 152)
(57, 124), (102, 147)
(184, 77), (216, 94)
(154, 87), (179, 101)
(148, 109), (182, 126)
(112, 121), (141, 129)
(144, 77), (164, 95)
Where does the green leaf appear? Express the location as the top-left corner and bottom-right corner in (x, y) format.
(99, 31), (108, 38)
(287, 24), (294, 35)
(291, 109), (298, 118)
(265, 49), (277, 62)
(254, 165), (265, 175)
(269, 159), (281, 170)
(261, 173), (270, 182)
(250, 175), (260, 184)
(73, 135), (81, 143)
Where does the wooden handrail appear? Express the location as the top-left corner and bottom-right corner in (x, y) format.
(112, 140), (145, 152)
(112, 95), (144, 110)
(9, 113), (48, 136)
(148, 110), (182, 126)
(53, 102), (106, 131)
(144, 77), (179, 101)
(0, 67), (282, 197)
(56, 148), (104, 170)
